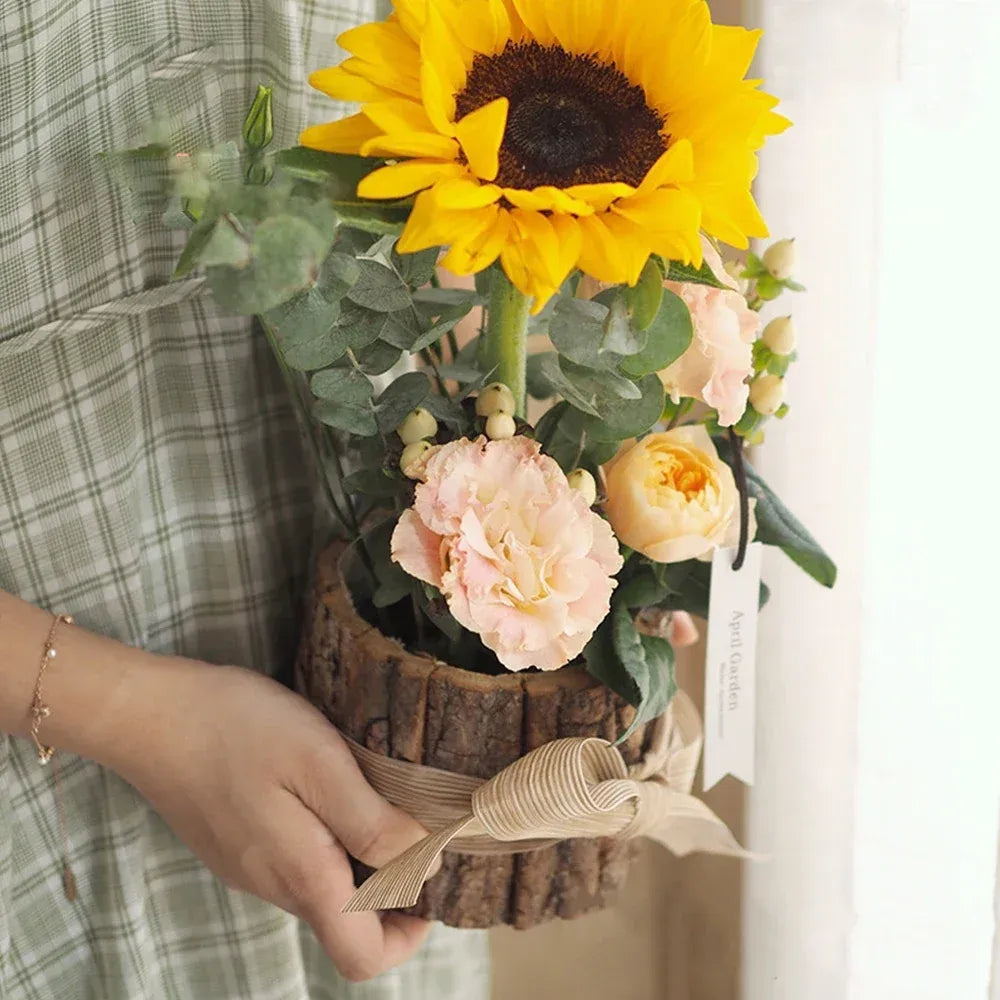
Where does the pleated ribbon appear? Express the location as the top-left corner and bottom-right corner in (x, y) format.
(342, 690), (749, 913)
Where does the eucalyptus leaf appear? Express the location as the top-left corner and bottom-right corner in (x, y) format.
(619, 288), (693, 377)
(394, 245), (441, 287)
(534, 355), (601, 416)
(626, 259), (665, 331)
(199, 220), (253, 268)
(374, 371), (431, 431)
(550, 298), (611, 369)
(333, 201), (410, 236)
(173, 216), (217, 278)
(526, 351), (559, 400)
(412, 287), (482, 310)
(205, 213), (333, 315)
(560, 357), (643, 405)
(346, 259), (412, 312)
(355, 339), (403, 375)
(586, 374), (665, 442)
(314, 397), (378, 436)
(421, 393), (469, 431)
(310, 368), (377, 435)
(342, 468), (402, 498)
(600, 293), (645, 357)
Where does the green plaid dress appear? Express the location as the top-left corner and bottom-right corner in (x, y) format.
(0, 0), (489, 996)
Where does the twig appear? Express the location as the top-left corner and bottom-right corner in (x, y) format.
(728, 427), (750, 571)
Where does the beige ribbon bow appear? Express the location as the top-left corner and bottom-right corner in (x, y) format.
(343, 690), (748, 914)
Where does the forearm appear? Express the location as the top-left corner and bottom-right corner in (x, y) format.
(0, 588), (157, 767)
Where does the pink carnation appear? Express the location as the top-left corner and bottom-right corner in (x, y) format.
(661, 240), (761, 427)
(391, 436), (623, 672)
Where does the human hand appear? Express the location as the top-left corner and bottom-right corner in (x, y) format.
(102, 657), (431, 982)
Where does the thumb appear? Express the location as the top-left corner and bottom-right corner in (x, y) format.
(299, 732), (431, 869)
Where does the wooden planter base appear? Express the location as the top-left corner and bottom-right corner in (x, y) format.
(294, 545), (647, 930)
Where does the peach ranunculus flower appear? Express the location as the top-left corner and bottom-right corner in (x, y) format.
(660, 240), (761, 427)
(391, 436), (623, 672)
(603, 426), (741, 564)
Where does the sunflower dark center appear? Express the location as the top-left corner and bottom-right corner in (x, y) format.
(455, 41), (668, 190)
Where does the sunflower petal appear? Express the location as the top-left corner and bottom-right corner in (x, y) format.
(392, 0), (428, 40)
(420, 59), (458, 136)
(398, 190), (495, 253)
(576, 214), (633, 286)
(456, 98), (509, 182)
(338, 21), (420, 82)
(358, 159), (466, 199)
(601, 213), (654, 286)
(612, 187), (703, 264)
(542, 0), (608, 56)
(440, 206), (513, 274)
(433, 177), (504, 209)
(309, 66), (388, 103)
(709, 25), (763, 81)
(339, 56), (421, 99)
(300, 114), (382, 154)
(422, 0), (471, 91)
(502, 186), (595, 215)
(452, 0), (512, 55)
(363, 98), (436, 135)
(636, 140), (695, 195)
(510, 209), (563, 288)
(360, 131), (460, 159)
(509, 0), (556, 45)
(564, 182), (636, 212)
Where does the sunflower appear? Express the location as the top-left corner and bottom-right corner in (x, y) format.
(301, 0), (789, 310)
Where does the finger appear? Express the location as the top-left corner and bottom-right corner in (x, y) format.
(668, 611), (700, 649)
(297, 733), (431, 869)
(279, 807), (432, 982)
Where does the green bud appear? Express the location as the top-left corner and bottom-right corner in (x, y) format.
(242, 84), (274, 152)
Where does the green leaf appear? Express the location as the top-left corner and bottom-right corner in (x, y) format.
(586, 374), (665, 442)
(606, 605), (677, 742)
(550, 298), (610, 369)
(199, 220), (253, 268)
(276, 148), (380, 193)
(346, 259), (412, 312)
(615, 568), (672, 610)
(560, 357), (642, 404)
(720, 441), (837, 588)
(422, 392), (469, 431)
(664, 258), (726, 289)
(412, 287), (481, 310)
(205, 213), (333, 315)
(342, 468), (401, 498)
(626, 259), (665, 331)
(374, 371), (431, 431)
(409, 302), (471, 353)
(393, 246), (439, 287)
(333, 201), (410, 236)
(311, 369), (377, 436)
(600, 293), (645, 357)
(355, 339), (403, 375)
(619, 288), (693, 377)
(744, 463), (837, 587)
(755, 272), (783, 301)
(534, 355), (601, 416)
(526, 351), (559, 400)
(173, 216), (218, 278)
(265, 288), (345, 371)
(321, 253), (362, 299)
(584, 617), (642, 707)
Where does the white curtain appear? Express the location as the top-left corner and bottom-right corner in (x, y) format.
(741, 2), (1000, 998)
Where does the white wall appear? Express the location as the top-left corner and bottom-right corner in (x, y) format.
(743, 2), (1000, 998)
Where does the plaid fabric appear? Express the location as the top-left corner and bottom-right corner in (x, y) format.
(0, 0), (490, 997)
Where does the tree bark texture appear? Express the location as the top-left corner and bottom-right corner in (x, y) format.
(294, 545), (648, 930)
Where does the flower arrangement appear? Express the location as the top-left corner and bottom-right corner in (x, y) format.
(117, 0), (836, 926)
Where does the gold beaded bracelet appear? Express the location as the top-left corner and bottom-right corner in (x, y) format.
(29, 613), (74, 765)
(27, 613), (79, 901)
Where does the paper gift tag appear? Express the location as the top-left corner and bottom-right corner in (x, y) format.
(703, 542), (762, 791)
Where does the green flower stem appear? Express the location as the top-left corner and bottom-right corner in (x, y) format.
(482, 268), (531, 418)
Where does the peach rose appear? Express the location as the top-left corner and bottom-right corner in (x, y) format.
(391, 436), (623, 672)
(603, 426), (741, 563)
(660, 241), (760, 427)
